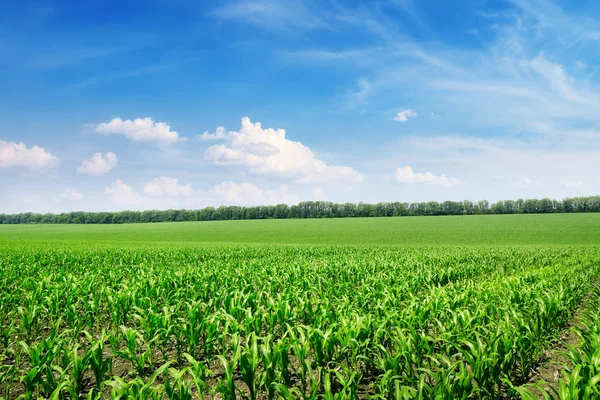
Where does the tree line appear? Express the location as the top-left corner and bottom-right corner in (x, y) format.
(1, 196), (599, 224)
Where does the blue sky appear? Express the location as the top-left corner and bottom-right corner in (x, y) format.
(2, 0), (600, 212)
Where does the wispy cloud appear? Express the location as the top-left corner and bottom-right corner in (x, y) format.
(32, 43), (139, 69)
(70, 64), (171, 88)
(345, 79), (372, 109)
(211, 0), (330, 32)
(269, 0), (600, 142)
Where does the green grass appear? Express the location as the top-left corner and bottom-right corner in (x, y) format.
(0, 213), (598, 247)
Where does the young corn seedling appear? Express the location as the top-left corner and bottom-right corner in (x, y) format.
(183, 353), (210, 400)
(215, 334), (241, 400)
(17, 305), (42, 342)
(84, 331), (113, 390)
(105, 361), (170, 400)
(18, 338), (62, 399)
(239, 333), (260, 400)
(63, 342), (93, 397)
(164, 367), (194, 400)
(115, 326), (155, 377)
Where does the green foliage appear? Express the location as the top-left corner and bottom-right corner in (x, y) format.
(1, 195), (600, 225)
(1, 230), (600, 398)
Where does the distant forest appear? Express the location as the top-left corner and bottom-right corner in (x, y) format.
(1, 196), (599, 224)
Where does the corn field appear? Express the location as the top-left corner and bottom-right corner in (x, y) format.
(1, 244), (599, 399)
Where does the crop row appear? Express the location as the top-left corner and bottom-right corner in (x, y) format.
(0, 245), (598, 399)
(515, 284), (600, 400)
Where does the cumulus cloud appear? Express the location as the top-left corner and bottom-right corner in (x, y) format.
(395, 165), (459, 186)
(209, 181), (299, 205)
(95, 118), (186, 143)
(394, 108), (417, 122)
(204, 117), (363, 184)
(107, 178), (196, 210)
(105, 178), (302, 210)
(196, 126), (228, 141)
(105, 179), (196, 211)
(143, 177), (193, 198)
(76, 152), (118, 175)
(105, 180), (148, 207)
(0, 140), (59, 169)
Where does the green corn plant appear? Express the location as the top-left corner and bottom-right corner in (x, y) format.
(0, 363), (17, 400)
(0, 321), (15, 352)
(272, 337), (292, 387)
(19, 366), (42, 400)
(17, 304), (43, 341)
(115, 326), (155, 377)
(105, 361), (170, 400)
(239, 333), (260, 400)
(305, 365), (325, 400)
(327, 366), (362, 399)
(288, 325), (311, 394)
(183, 353), (210, 400)
(258, 335), (283, 399)
(202, 317), (219, 359)
(271, 382), (303, 400)
(179, 301), (204, 358)
(215, 334), (241, 400)
(64, 342), (93, 397)
(84, 331), (113, 390)
(18, 337), (63, 398)
(164, 367), (193, 400)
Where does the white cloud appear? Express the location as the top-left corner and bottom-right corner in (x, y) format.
(59, 188), (84, 201)
(143, 177), (193, 198)
(209, 181), (299, 206)
(95, 118), (186, 143)
(105, 179), (195, 210)
(105, 178), (301, 210)
(204, 117), (363, 184)
(430, 112), (439, 119)
(559, 180), (583, 188)
(395, 165), (459, 186)
(394, 108), (417, 122)
(0, 140), (59, 169)
(105, 180), (148, 207)
(76, 152), (118, 175)
(513, 176), (541, 189)
(196, 126), (228, 141)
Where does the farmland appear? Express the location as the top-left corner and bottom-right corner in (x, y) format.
(1, 214), (599, 399)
